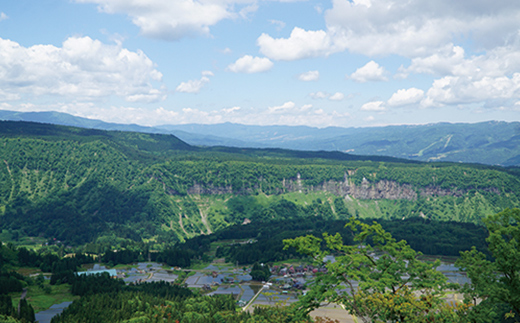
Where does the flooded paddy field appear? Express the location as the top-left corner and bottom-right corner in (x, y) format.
(40, 260), (469, 323)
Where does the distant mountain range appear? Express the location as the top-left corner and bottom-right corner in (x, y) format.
(1, 109), (519, 166)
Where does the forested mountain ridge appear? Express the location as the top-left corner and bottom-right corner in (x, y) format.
(158, 121), (520, 166)
(1, 110), (520, 166)
(1, 121), (519, 246)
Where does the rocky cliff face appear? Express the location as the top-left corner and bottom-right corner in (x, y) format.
(187, 182), (234, 195)
(283, 173), (471, 200)
(185, 173), (472, 200)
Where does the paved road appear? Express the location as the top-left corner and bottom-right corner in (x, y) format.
(20, 288), (27, 300)
(242, 285), (266, 311)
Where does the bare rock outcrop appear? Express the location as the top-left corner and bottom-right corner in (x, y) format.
(182, 173), (487, 200)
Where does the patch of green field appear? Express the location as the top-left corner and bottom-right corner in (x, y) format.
(12, 283), (78, 313)
(111, 263), (138, 270)
(279, 191), (336, 206)
(188, 261), (212, 270)
(0, 231), (46, 249)
(16, 267), (42, 276)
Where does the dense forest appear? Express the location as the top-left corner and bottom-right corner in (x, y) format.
(51, 281), (307, 323)
(2, 110), (519, 166)
(1, 121), (519, 246)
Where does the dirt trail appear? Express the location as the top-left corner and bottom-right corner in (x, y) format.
(178, 215), (189, 236)
(4, 160), (15, 200)
(199, 209), (212, 234)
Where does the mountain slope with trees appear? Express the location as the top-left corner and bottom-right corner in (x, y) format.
(1, 110), (519, 165)
(1, 121), (519, 246)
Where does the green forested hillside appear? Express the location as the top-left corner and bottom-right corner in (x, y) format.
(1, 121), (519, 246)
(3, 110), (520, 166)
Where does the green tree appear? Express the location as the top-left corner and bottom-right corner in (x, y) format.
(16, 299), (34, 323)
(250, 262), (270, 282)
(284, 218), (467, 323)
(457, 208), (520, 322)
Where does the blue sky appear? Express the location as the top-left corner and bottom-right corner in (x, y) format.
(1, 0), (520, 128)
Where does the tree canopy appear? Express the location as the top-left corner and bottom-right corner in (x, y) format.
(457, 208), (520, 322)
(284, 218), (467, 322)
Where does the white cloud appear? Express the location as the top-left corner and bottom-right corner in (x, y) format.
(350, 61), (388, 83)
(220, 47), (232, 54)
(269, 19), (286, 30)
(329, 92), (345, 101)
(268, 101), (296, 113)
(75, 0), (257, 40)
(298, 70), (319, 81)
(0, 36), (164, 102)
(0, 89), (20, 101)
(257, 27), (335, 61)
(0, 12), (8, 22)
(176, 77), (210, 93)
(223, 106), (241, 113)
(361, 101), (385, 111)
(401, 43), (520, 80)
(239, 3), (258, 19)
(326, 0), (520, 57)
(310, 91), (329, 99)
(422, 74), (520, 108)
(309, 91), (346, 101)
(394, 43), (520, 109)
(387, 88), (424, 107)
(3, 101), (352, 127)
(176, 71), (214, 93)
(227, 55), (273, 73)
(255, 0), (520, 62)
(398, 45), (466, 77)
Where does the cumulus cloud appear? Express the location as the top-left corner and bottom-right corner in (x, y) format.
(223, 106), (241, 113)
(422, 74), (520, 108)
(398, 45), (467, 77)
(361, 101), (385, 111)
(75, 0), (257, 40)
(326, 0), (520, 57)
(255, 0), (520, 61)
(310, 91), (329, 99)
(401, 43), (520, 80)
(329, 92), (345, 101)
(257, 27), (335, 61)
(269, 19), (286, 30)
(310, 91), (346, 101)
(3, 101), (352, 127)
(176, 71), (214, 93)
(227, 55), (273, 73)
(350, 61), (388, 83)
(387, 88), (424, 107)
(268, 101), (297, 113)
(0, 89), (20, 101)
(176, 77), (210, 93)
(0, 36), (164, 102)
(395, 43), (520, 109)
(219, 47), (232, 54)
(298, 70), (319, 81)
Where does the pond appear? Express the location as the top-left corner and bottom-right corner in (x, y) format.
(34, 301), (72, 323)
